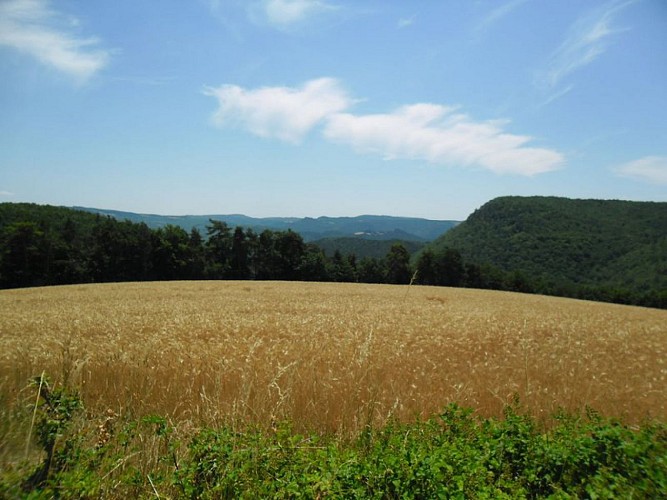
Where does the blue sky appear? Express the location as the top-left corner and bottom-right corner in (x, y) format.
(0, 0), (665, 220)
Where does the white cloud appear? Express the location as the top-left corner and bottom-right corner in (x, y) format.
(204, 78), (352, 143)
(0, 0), (110, 82)
(205, 78), (564, 176)
(538, 0), (635, 89)
(615, 156), (667, 185)
(324, 104), (563, 176)
(260, 0), (336, 27)
(0, 190), (15, 197)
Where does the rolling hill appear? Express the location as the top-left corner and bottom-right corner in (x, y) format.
(430, 196), (667, 294)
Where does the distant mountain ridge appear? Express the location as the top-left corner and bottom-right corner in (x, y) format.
(73, 207), (459, 242)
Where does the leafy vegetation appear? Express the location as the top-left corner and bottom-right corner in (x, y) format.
(2, 381), (665, 499)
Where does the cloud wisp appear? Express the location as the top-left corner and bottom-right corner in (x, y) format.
(0, 0), (111, 82)
(538, 0), (635, 90)
(256, 0), (337, 28)
(205, 78), (564, 175)
(397, 14), (417, 29)
(204, 78), (352, 143)
(474, 0), (530, 38)
(615, 156), (667, 185)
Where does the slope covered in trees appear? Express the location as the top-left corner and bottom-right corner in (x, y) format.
(427, 196), (667, 304)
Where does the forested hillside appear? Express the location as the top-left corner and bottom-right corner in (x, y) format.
(427, 196), (667, 304)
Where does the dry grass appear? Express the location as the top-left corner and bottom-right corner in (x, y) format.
(1, 281), (665, 439)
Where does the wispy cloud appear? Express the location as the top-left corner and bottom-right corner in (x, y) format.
(474, 0), (529, 37)
(615, 156), (667, 185)
(324, 104), (563, 176)
(397, 14), (416, 29)
(203, 78), (352, 143)
(538, 0), (635, 90)
(0, 0), (111, 82)
(0, 190), (15, 197)
(255, 0), (337, 28)
(538, 84), (574, 108)
(205, 78), (564, 176)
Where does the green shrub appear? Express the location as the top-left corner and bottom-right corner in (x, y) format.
(3, 388), (665, 499)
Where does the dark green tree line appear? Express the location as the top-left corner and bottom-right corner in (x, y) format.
(1, 203), (664, 309)
(0, 205), (403, 288)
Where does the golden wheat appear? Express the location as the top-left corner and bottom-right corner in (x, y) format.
(1, 281), (665, 437)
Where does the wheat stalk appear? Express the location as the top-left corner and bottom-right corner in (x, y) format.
(25, 370), (45, 460)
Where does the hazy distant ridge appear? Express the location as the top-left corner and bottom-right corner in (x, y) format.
(73, 207), (459, 242)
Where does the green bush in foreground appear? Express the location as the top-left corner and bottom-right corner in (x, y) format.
(1, 386), (665, 499)
(176, 405), (666, 499)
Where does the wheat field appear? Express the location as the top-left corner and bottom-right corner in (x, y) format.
(1, 281), (665, 436)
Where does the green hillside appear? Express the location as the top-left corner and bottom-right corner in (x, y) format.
(430, 196), (667, 295)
